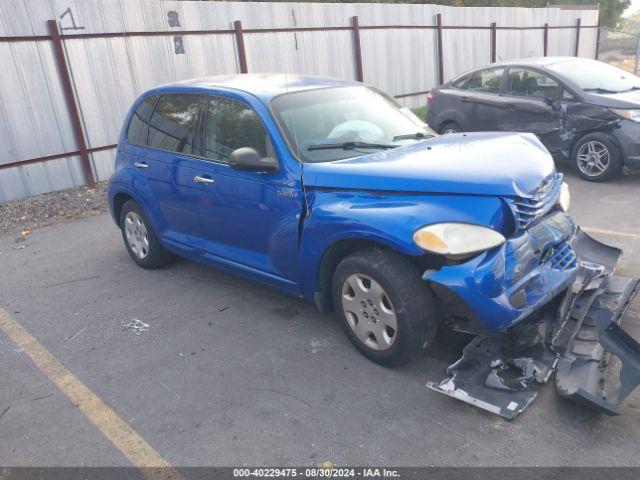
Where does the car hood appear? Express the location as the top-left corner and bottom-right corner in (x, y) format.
(302, 132), (555, 197)
(583, 89), (640, 108)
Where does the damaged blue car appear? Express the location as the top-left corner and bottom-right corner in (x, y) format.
(108, 74), (640, 418)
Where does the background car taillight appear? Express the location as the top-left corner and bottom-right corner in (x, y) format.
(427, 91), (434, 104)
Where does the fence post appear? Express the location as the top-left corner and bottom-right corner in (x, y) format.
(490, 22), (496, 63)
(574, 18), (581, 57)
(436, 13), (444, 85)
(634, 33), (640, 75)
(594, 21), (601, 60)
(234, 20), (248, 73)
(351, 16), (364, 82)
(543, 23), (549, 56)
(47, 20), (95, 187)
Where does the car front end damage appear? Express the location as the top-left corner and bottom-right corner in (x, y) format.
(424, 175), (640, 418)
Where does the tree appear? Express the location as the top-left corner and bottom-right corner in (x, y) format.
(217, 0), (630, 29)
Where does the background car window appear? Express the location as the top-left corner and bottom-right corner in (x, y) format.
(467, 68), (503, 93)
(126, 95), (157, 146)
(203, 96), (272, 162)
(508, 69), (561, 99)
(451, 75), (468, 89)
(147, 94), (202, 154)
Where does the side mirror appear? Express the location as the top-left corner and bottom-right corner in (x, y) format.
(544, 95), (562, 111)
(228, 147), (279, 173)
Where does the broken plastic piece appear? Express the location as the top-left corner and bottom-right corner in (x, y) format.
(121, 319), (149, 335)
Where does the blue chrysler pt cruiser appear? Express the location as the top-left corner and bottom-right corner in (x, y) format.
(110, 74), (601, 370)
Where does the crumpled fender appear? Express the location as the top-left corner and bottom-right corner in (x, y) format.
(298, 189), (511, 302)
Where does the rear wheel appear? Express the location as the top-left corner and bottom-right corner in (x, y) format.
(440, 121), (462, 134)
(120, 200), (174, 269)
(332, 248), (437, 367)
(571, 133), (622, 182)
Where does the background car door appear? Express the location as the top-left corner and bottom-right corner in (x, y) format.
(140, 93), (207, 253)
(194, 94), (303, 293)
(458, 67), (506, 131)
(498, 68), (569, 154)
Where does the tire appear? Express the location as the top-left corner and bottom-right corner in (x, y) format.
(119, 200), (174, 269)
(332, 248), (437, 367)
(439, 121), (462, 135)
(571, 133), (622, 182)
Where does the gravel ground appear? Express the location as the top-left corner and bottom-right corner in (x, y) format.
(0, 182), (108, 238)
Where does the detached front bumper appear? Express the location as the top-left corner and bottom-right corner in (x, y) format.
(425, 211), (589, 332)
(426, 214), (640, 418)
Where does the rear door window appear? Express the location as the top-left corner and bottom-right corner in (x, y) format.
(126, 95), (157, 146)
(467, 68), (504, 94)
(508, 68), (562, 100)
(203, 96), (273, 163)
(147, 94), (203, 155)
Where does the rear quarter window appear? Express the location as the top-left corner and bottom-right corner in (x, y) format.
(126, 95), (157, 146)
(451, 75), (468, 89)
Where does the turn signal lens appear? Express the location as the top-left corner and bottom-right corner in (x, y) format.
(413, 223), (506, 257)
(559, 182), (571, 212)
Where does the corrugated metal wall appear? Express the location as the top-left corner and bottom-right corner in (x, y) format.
(0, 0), (598, 203)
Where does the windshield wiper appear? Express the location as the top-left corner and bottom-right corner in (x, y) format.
(306, 141), (398, 151)
(392, 131), (435, 141)
(619, 86), (640, 93)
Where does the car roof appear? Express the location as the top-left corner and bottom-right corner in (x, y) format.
(149, 73), (359, 103)
(490, 56), (586, 68)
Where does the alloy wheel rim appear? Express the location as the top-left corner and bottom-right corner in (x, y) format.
(124, 212), (149, 259)
(576, 141), (610, 177)
(341, 273), (398, 351)
(442, 128), (457, 134)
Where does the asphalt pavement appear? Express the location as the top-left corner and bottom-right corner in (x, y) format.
(1, 164), (639, 467)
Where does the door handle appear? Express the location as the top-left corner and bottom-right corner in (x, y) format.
(133, 161), (148, 169)
(194, 175), (215, 184)
(460, 96), (470, 103)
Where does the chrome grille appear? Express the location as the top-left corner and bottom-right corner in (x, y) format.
(511, 173), (562, 231)
(543, 241), (577, 270)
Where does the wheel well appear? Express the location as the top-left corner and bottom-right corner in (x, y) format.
(314, 239), (439, 313)
(112, 193), (133, 226)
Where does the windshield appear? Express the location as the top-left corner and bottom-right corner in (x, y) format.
(547, 59), (640, 94)
(270, 86), (435, 163)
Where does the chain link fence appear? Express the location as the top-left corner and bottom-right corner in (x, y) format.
(597, 27), (640, 74)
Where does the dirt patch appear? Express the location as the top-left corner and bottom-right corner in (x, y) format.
(0, 182), (108, 238)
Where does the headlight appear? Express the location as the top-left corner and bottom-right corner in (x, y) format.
(559, 182), (570, 212)
(413, 223), (506, 257)
(611, 109), (640, 122)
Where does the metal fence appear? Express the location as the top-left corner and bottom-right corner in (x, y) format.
(0, 1), (599, 203)
(596, 27), (640, 74)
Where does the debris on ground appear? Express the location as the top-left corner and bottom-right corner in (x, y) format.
(121, 319), (150, 335)
(0, 182), (108, 237)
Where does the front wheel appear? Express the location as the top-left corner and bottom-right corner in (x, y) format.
(332, 248), (437, 367)
(571, 133), (622, 182)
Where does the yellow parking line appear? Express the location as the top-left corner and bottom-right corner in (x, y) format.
(0, 309), (182, 480)
(582, 226), (640, 240)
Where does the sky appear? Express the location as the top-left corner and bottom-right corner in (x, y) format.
(624, 0), (640, 17)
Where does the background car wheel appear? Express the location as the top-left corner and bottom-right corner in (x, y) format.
(332, 248), (437, 367)
(120, 200), (174, 269)
(439, 122), (462, 134)
(571, 133), (622, 182)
